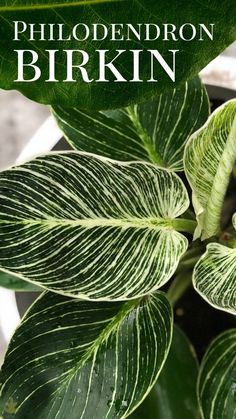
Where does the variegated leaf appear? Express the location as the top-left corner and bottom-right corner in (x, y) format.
(0, 152), (192, 300)
(184, 99), (236, 240)
(131, 326), (199, 419)
(193, 213), (236, 315)
(198, 329), (236, 419)
(0, 291), (172, 419)
(233, 213), (236, 229)
(53, 77), (209, 171)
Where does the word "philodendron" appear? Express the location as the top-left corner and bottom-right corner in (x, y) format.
(13, 21), (214, 42)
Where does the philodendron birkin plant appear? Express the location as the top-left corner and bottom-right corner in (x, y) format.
(0, 76), (236, 419)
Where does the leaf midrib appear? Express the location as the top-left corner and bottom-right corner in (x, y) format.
(127, 107), (164, 166)
(12, 297), (141, 415)
(0, 217), (175, 230)
(49, 298), (141, 400)
(0, 0), (122, 12)
(0, 217), (197, 233)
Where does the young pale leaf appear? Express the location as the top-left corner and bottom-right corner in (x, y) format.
(53, 77), (209, 171)
(0, 270), (41, 292)
(184, 99), (236, 240)
(0, 291), (172, 419)
(198, 329), (236, 419)
(233, 214), (236, 229)
(130, 326), (199, 419)
(0, 2), (235, 109)
(0, 152), (191, 300)
(193, 214), (236, 315)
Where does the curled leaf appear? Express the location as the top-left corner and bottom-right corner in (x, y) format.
(185, 99), (236, 240)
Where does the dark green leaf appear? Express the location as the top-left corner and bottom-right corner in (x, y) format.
(0, 1), (235, 109)
(53, 76), (209, 171)
(198, 329), (236, 419)
(0, 291), (172, 418)
(130, 326), (199, 419)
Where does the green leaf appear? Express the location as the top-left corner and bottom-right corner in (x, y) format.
(0, 152), (192, 300)
(0, 1), (235, 109)
(0, 0), (117, 10)
(193, 244), (236, 315)
(0, 270), (41, 291)
(193, 214), (236, 315)
(184, 99), (236, 240)
(198, 329), (236, 419)
(0, 291), (172, 419)
(53, 77), (209, 171)
(130, 326), (199, 419)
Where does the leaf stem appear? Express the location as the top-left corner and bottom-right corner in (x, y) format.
(167, 243), (204, 305)
(171, 218), (197, 235)
(167, 272), (193, 306)
(127, 107), (164, 166)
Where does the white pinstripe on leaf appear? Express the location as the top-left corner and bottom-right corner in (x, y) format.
(198, 329), (236, 419)
(193, 214), (236, 315)
(53, 77), (209, 171)
(0, 152), (190, 300)
(184, 99), (236, 240)
(0, 291), (172, 419)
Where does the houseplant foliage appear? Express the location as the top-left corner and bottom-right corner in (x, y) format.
(197, 329), (236, 419)
(53, 76), (209, 171)
(130, 326), (199, 419)
(0, 0), (236, 109)
(0, 74), (236, 418)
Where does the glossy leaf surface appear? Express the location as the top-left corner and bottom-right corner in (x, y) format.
(130, 326), (199, 419)
(198, 329), (236, 419)
(0, 1), (235, 109)
(0, 152), (190, 300)
(0, 291), (172, 419)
